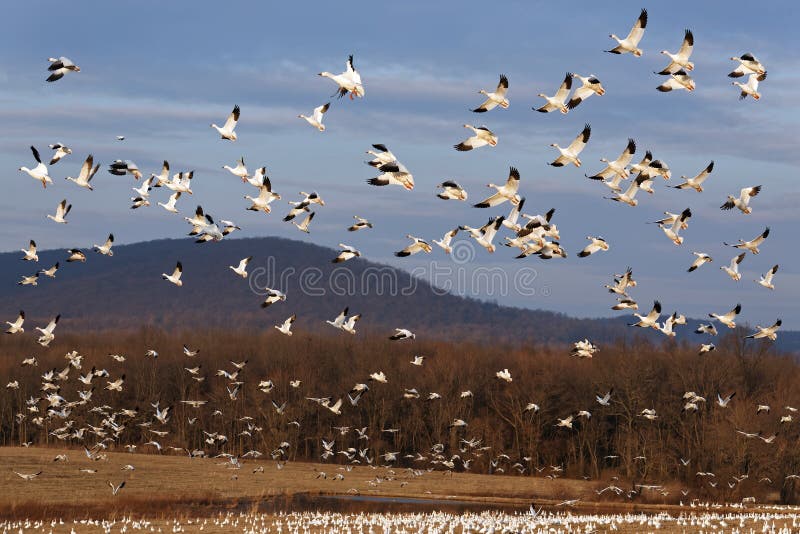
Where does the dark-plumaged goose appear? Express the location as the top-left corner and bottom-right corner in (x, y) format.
(657, 30), (694, 74)
(437, 180), (468, 200)
(657, 70), (695, 92)
(472, 74), (509, 112)
(606, 9), (647, 56)
(298, 103), (330, 131)
(586, 138), (636, 190)
(535, 72), (572, 113)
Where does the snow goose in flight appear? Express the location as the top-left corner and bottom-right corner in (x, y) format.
(132, 177), (154, 199)
(65, 154), (100, 190)
(709, 303), (741, 329)
(657, 30), (694, 74)
(229, 256), (252, 278)
(158, 191), (181, 213)
(629, 300), (661, 329)
(14, 471), (43, 481)
(21, 240), (38, 262)
(93, 234), (114, 256)
(688, 252), (712, 272)
(586, 138), (636, 190)
(66, 249), (86, 262)
(534, 72), (572, 113)
(367, 160), (414, 190)
(162, 262), (183, 287)
(437, 181), (468, 200)
(275, 315), (296, 336)
(756, 264), (778, 290)
(472, 74), (509, 112)
(389, 328), (415, 341)
(221, 219), (241, 236)
(672, 161), (714, 193)
(298, 103), (330, 131)
(319, 55), (364, 99)
(659, 208), (691, 245)
(578, 236), (609, 257)
(327, 307), (349, 330)
(46, 56), (80, 82)
(606, 174), (648, 206)
(395, 235), (432, 257)
(606, 9), (647, 56)
(260, 289), (287, 308)
(245, 176), (281, 213)
(725, 227), (769, 254)
(366, 144), (396, 167)
(39, 261), (58, 277)
(745, 319), (782, 341)
(341, 312), (361, 335)
(474, 167), (521, 208)
(612, 298), (638, 311)
(716, 392), (735, 407)
(454, 124), (497, 151)
(332, 244), (361, 263)
(47, 199), (72, 224)
(567, 74), (605, 110)
(36, 315), (60, 347)
(549, 123), (591, 167)
(6, 311), (25, 334)
(108, 160), (142, 180)
(223, 157), (248, 181)
(496, 368), (512, 383)
(721, 252), (746, 281)
(733, 72), (766, 100)
(48, 143), (72, 165)
(695, 323), (718, 336)
(19, 146), (52, 188)
(432, 228), (459, 254)
(460, 216), (504, 253)
(729, 53), (766, 77)
(721, 185), (761, 214)
(657, 70), (695, 92)
(211, 104), (240, 140)
(292, 211), (315, 233)
(596, 389), (613, 406)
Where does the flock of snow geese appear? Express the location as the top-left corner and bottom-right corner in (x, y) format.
(5, 8), (789, 500)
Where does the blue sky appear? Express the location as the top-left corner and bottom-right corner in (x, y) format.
(1, 1), (798, 326)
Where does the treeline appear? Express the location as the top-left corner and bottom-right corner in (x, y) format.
(2, 326), (800, 503)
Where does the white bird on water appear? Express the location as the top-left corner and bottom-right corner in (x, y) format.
(65, 154), (100, 190)
(454, 124), (497, 151)
(47, 199), (72, 224)
(756, 265), (779, 290)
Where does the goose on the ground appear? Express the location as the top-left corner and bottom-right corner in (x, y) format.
(319, 55), (364, 99)
(151, 160), (170, 186)
(756, 264), (779, 290)
(93, 234), (114, 256)
(65, 154), (100, 190)
(260, 289), (287, 308)
(567, 75), (605, 110)
(108, 160), (142, 180)
(578, 236), (609, 257)
(275, 315), (296, 336)
(365, 144), (396, 167)
(673, 161), (714, 192)
(20, 240), (38, 262)
(389, 328), (415, 341)
(586, 138), (636, 190)
(745, 319), (782, 341)
(223, 157), (248, 181)
(348, 215), (373, 232)
(36, 314), (60, 347)
(660, 207), (691, 245)
(657, 29), (694, 74)
(158, 191), (181, 213)
(107, 481), (126, 496)
(721, 185), (761, 214)
(130, 196), (150, 209)
(162, 261), (183, 286)
(472, 74), (509, 112)
(688, 252), (713, 272)
(367, 160), (414, 190)
(293, 211), (315, 233)
(332, 244), (361, 263)
(474, 167), (521, 207)
(47, 199), (72, 224)
(606, 9), (647, 56)
(695, 323), (718, 336)
(298, 103), (330, 131)
(66, 249), (86, 262)
(549, 123), (591, 167)
(501, 196), (526, 232)
(733, 72), (766, 100)
(657, 70), (695, 92)
(395, 235), (432, 257)
(572, 339), (599, 358)
(245, 176), (281, 213)
(19, 146), (52, 188)
(709, 303), (741, 328)
(229, 256), (252, 278)
(210, 104), (240, 141)
(535, 72), (572, 113)
(721, 252), (746, 281)
(437, 181), (468, 200)
(411, 355), (425, 366)
(48, 143), (72, 165)
(454, 124), (497, 151)
(729, 53), (766, 77)
(724, 227), (769, 254)
(47, 56), (81, 82)
(6, 311), (25, 334)
(460, 216), (505, 253)
(433, 228), (459, 254)
(341, 312), (361, 335)
(327, 307), (349, 330)
(629, 300), (661, 329)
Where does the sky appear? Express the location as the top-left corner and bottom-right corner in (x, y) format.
(1, 1), (798, 327)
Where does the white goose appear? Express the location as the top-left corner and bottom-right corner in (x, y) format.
(659, 207), (691, 245)
(474, 167), (521, 208)
(319, 55), (364, 99)
(36, 315), (60, 347)
(223, 157), (248, 181)
(436, 181), (468, 200)
(433, 228), (459, 254)
(657, 30), (694, 74)
(657, 70), (695, 92)
(332, 244), (361, 263)
(577, 236), (609, 257)
(549, 123), (591, 167)
(260, 289), (287, 308)
(21, 240), (38, 261)
(720, 252), (746, 281)
(688, 252), (713, 272)
(348, 215), (373, 232)
(586, 138), (636, 190)
(724, 227), (769, 254)
(721, 185), (761, 214)
(606, 9), (647, 56)
(229, 256), (252, 278)
(606, 174), (648, 206)
(709, 303), (741, 329)
(672, 161), (714, 192)
(729, 53), (766, 77)
(629, 300), (661, 329)
(46, 56), (80, 82)
(733, 72), (766, 100)
(6, 311), (25, 334)
(245, 176), (281, 213)
(162, 262), (183, 287)
(47, 199), (72, 224)
(275, 315), (296, 336)
(472, 74), (509, 112)
(65, 154), (100, 190)
(298, 103), (330, 131)
(48, 143), (72, 165)
(19, 146), (52, 188)
(745, 319), (782, 341)
(367, 160), (414, 190)
(534, 72), (572, 113)
(210, 104), (240, 141)
(66, 249), (86, 262)
(454, 124), (497, 151)
(567, 74), (605, 110)
(756, 264), (779, 290)
(293, 211), (315, 233)
(158, 191), (181, 213)
(460, 216), (504, 253)
(93, 234), (114, 256)
(341, 313), (361, 335)
(365, 144), (396, 167)
(395, 235), (432, 257)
